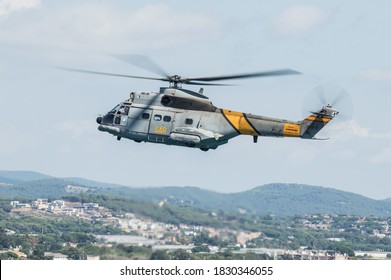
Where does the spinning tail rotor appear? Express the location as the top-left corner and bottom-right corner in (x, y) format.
(301, 84), (353, 139)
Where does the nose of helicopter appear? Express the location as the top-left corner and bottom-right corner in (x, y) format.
(96, 117), (103, 124)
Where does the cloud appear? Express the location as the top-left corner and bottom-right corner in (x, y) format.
(348, 120), (391, 140)
(324, 120), (391, 141)
(359, 69), (391, 82)
(52, 119), (105, 154)
(0, 0), (40, 16)
(312, 119), (391, 165)
(53, 120), (97, 140)
(0, 3), (221, 52)
(272, 5), (329, 36)
(339, 120), (369, 138)
(370, 147), (391, 164)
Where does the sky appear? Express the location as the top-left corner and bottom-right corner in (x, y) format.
(1, 0), (390, 199)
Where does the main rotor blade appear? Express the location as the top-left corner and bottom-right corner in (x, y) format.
(187, 69), (301, 82)
(185, 81), (233, 86)
(109, 54), (171, 78)
(56, 67), (169, 82)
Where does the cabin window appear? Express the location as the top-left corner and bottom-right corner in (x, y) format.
(185, 118), (193, 125)
(141, 113), (150, 119)
(163, 116), (172, 122)
(154, 114), (162, 121)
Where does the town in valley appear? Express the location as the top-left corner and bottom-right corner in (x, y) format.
(2, 194), (391, 260)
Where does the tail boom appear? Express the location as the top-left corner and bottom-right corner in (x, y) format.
(221, 105), (338, 140)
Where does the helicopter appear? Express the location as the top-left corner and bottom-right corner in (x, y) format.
(60, 55), (339, 151)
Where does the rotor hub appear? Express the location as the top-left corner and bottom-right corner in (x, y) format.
(169, 75), (184, 88)
(321, 105), (339, 118)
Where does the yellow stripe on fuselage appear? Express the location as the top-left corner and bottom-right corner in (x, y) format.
(222, 109), (258, 135)
(283, 123), (301, 137)
(305, 116), (332, 123)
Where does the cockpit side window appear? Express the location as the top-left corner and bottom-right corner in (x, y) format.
(118, 105), (130, 115)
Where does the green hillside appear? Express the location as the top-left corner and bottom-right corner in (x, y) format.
(96, 184), (391, 217)
(235, 184), (391, 216)
(63, 177), (128, 189)
(1, 170), (391, 217)
(0, 176), (20, 185)
(0, 170), (52, 181)
(0, 178), (94, 199)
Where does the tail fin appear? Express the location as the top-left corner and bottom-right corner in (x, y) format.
(301, 105), (338, 139)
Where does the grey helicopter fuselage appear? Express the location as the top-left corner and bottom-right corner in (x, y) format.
(96, 87), (338, 151)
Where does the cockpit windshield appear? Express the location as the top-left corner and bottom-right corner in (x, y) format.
(109, 104), (121, 114)
(108, 104), (130, 115)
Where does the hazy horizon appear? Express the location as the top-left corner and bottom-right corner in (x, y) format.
(1, 169), (390, 201)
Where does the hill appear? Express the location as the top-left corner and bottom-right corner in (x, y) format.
(1, 170), (391, 217)
(0, 178), (94, 199)
(63, 177), (128, 189)
(236, 184), (391, 217)
(95, 183), (391, 217)
(0, 176), (20, 185)
(0, 170), (52, 182)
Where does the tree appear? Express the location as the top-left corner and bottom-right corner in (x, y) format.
(0, 252), (19, 260)
(241, 252), (271, 260)
(193, 232), (218, 246)
(150, 250), (169, 260)
(335, 244), (355, 257)
(192, 245), (210, 253)
(31, 246), (45, 260)
(171, 249), (191, 260)
(221, 249), (234, 259)
(61, 247), (86, 260)
(279, 253), (293, 260)
(0, 228), (13, 249)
